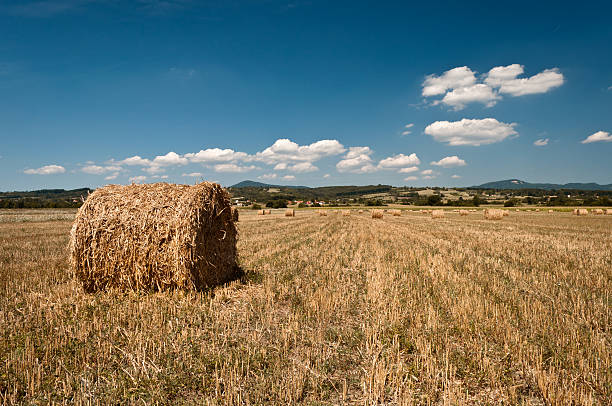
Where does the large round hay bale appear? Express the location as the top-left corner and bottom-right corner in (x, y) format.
(285, 208), (295, 217)
(342, 210), (350, 216)
(265, 209), (272, 215)
(605, 209), (612, 215)
(484, 208), (504, 220)
(371, 209), (383, 219)
(577, 209), (588, 216)
(318, 210), (327, 217)
(431, 210), (445, 219)
(593, 209), (604, 215)
(459, 210), (469, 216)
(69, 182), (239, 292)
(258, 209), (265, 215)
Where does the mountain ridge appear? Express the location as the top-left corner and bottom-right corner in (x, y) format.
(473, 179), (612, 191)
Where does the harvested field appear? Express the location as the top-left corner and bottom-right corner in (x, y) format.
(1, 209), (611, 404)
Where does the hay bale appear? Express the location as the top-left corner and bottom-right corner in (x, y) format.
(342, 210), (350, 216)
(392, 209), (401, 217)
(502, 210), (509, 217)
(484, 208), (504, 220)
(231, 207), (239, 222)
(516, 209), (520, 212)
(69, 182), (239, 292)
(605, 209), (612, 215)
(577, 209), (588, 216)
(431, 210), (445, 219)
(265, 209), (272, 215)
(371, 209), (383, 219)
(358, 209), (364, 214)
(318, 210), (327, 217)
(593, 209), (604, 215)
(459, 209), (469, 216)
(548, 210), (554, 213)
(285, 209), (295, 217)
(258, 209), (265, 215)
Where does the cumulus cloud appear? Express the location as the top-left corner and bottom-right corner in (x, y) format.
(288, 162), (318, 173)
(82, 165), (122, 175)
(129, 175), (148, 183)
(323, 174), (330, 178)
(213, 163), (259, 173)
(581, 131), (612, 144)
(184, 148), (248, 163)
(24, 164), (65, 175)
(273, 163), (287, 171)
(259, 173), (278, 180)
(451, 174), (461, 179)
(282, 175), (296, 180)
(119, 156), (151, 166)
(255, 139), (345, 164)
(533, 138), (549, 146)
(422, 66), (477, 97)
(424, 118), (517, 146)
(378, 153), (420, 169)
(441, 84), (500, 110)
(152, 151), (188, 166)
(486, 65), (564, 96)
(404, 176), (418, 181)
(105, 173), (119, 180)
(398, 166), (419, 173)
(423, 64), (564, 110)
(182, 172), (203, 177)
(430, 156), (467, 167)
(336, 147), (376, 174)
(421, 169), (434, 175)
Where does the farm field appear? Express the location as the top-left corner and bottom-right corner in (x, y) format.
(1, 208), (611, 404)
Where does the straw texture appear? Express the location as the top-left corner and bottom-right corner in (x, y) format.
(69, 182), (239, 292)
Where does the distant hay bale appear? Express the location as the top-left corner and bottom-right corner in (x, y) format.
(535, 209), (540, 212)
(265, 209), (271, 215)
(484, 208), (504, 220)
(502, 210), (509, 217)
(371, 209), (383, 219)
(606, 209), (612, 215)
(459, 210), (469, 216)
(516, 209), (520, 212)
(431, 210), (445, 219)
(358, 209), (364, 214)
(342, 210), (350, 216)
(318, 210), (327, 217)
(593, 209), (604, 215)
(69, 182), (239, 292)
(285, 209), (295, 217)
(231, 207), (239, 222)
(258, 209), (265, 215)
(392, 209), (401, 216)
(573, 209), (579, 215)
(577, 209), (588, 216)
(548, 209), (554, 213)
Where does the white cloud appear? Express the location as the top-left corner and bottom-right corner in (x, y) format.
(105, 173), (119, 180)
(404, 176), (418, 181)
(129, 175), (147, 183)
(441, 84), (500, 110)
(152, 151), (188, 166)
(258, 173), (278, 180)
(336, 147), (376, 174)
(288, 162), (318, 173)
(430, 156), (467, 167)
(405, 123), (414, 128)
(451, 174), (461, 179)
(533, 138), (549, 146)
(184, 148), (248, 163)
(402, 123), (414, 135)
(182, 172), (204, 177)
(401, 131), (412, 136)
(378, 153), (420, 169)
(255, 138), (345, 164)
(421, 169), (434, 175)
(213, 163), (259, 173)
(120, 156), (151, 166)
(82, 165), (122, 175)
(486, 65), (564, 96)
(323, 174), (330, 178)
(282, 175), (296, 180)
(422, 66), (477, 97)
(424, 118), (517, 146)
(24, 164), (65, 175)
(422, 175), (436, 180)
(273, 163), (287, 171)
(581, 131), (612, 144)
(142, 165), (165, 174)
(398, 166), (419, 173)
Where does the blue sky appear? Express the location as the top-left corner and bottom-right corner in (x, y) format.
(1, 0), (611, 190)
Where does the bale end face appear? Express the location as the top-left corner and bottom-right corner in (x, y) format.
(69, 182), (239, 292)
(285, 209), (295, 217)
(371, 210), (383, 219)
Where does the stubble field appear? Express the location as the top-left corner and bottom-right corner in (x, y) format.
(0, 208), (610, 405)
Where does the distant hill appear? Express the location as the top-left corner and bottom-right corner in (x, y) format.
(474, 179), (612, 191)
(230, 180), (310, 189)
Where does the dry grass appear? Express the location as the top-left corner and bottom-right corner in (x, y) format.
(1, 209), (611, 404)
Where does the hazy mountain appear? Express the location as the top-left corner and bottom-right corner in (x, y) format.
(474, 179), (612, 191)
(230, 180), (310, 189)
